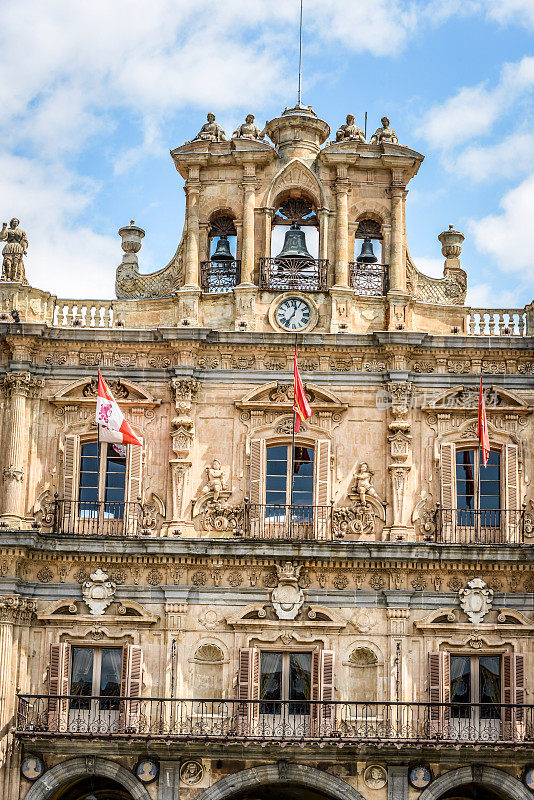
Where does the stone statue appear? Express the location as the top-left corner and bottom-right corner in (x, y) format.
(370, 116), (398, 145)
(336, 114), (365, 143)
(193, 113), (226, 142)
(205, 459), (227, 502)
(354, 462), (379, 506)
(232, 113), (265, 140)
(0, 218), (28, 284)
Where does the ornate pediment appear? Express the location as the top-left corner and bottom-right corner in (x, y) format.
(227, 602), (346, 631)
(423, 385), (531, 413)
(237, 381), (347, 414)
(36, 597), (158, 626)
(49, 377), (160, 409)
(414, 607), (534, 635)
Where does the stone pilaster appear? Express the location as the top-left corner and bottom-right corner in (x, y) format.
(158, 761), (180, 800)
(164, 379), (199, 534)
(334, 172), (350, 287)
(1, 372), (43, 524)
(387, 180), (410, 330)
(183, 170), (201, 289)
(385, 381), (413, 540)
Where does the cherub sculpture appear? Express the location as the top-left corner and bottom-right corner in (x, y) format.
(354, 462), (379, 506)
(205, 459), (227, 502)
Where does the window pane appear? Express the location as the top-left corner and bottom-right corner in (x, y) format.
(104, 445), (126, 504)
(479, 656), (500, 719)
(99, 648), (122, 710)
(79, 443), (99, 506)
(289, 652), (312, 714)
(260, 652), (282, 714)
(70, 647), (94, 709)
(267, 446), (287, 461)
(450, 655), (470, 718)
(82, 442), (99, 458)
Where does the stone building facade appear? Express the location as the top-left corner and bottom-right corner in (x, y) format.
(0, 105), (533, 800)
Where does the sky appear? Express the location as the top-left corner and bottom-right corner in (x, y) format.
(1, 0), (534, 307)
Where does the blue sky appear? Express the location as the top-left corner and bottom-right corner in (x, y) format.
(1, 0), (534, 306)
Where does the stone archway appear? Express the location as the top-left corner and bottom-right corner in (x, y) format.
(22, 757), (151, 800)
(196, 763), (365, 800)
(418, 766), (531, 800)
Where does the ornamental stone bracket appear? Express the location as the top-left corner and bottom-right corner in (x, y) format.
(458, 578), (493, 624)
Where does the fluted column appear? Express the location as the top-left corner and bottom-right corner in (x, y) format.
(240, 180), (257, 286)
(334, 178), (350, 287)
(1, 373), (42, 522)
(184, 181), (201, 288)
(389, 186), (406, 293)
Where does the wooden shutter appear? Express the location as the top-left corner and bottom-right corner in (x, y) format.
(504, 444), (520, 542)
(248, 439), (264, 534)
(119, 644), (143, 733)
(311, 650), (335, 734)
(48, 643), (71, 732)
(237, 647), (260, 734)
(503, 653), (525, 737)
(440, 442), (456, 540)
(428, 651), (450, 735)
(63, 436), (79, 503)
(314, 440), (331, 539)
(125, 445), (143, 534)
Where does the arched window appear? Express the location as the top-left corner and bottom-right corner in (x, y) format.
(261, 197), (325, 291)
(201, 214), (239, 293)
(350, 218), (387, 296)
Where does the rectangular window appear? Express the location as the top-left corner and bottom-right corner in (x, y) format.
(69, 647), (122, 711)
(455, 449), (500, 527)
(265, 444), (314, 510)
(450, 654), (500, 720)
(259, 651), (312, 715)
(78, 442), (126, 519)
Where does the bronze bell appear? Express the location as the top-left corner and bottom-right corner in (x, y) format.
(275, 223), (314, 261)
(211, 235), (233, 261)
(356, 236), (378, 264)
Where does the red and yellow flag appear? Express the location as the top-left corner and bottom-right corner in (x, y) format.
(477, 377), (490, 467)
(293, 345), (312, 433)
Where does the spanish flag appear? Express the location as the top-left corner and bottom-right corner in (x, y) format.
(293, 345), (312, 433)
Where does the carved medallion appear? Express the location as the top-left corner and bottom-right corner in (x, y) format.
(82, 568), (116, 616)
(458, 578), (493, 624)
(271, 562), (304, 620)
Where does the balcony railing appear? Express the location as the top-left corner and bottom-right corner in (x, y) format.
(16, 697), (534, 745)
(243, 503), (334, 540)
(43, 499), (143, 536)
(200, 259), (241, 293)
(433, 507), (527, 545)
(259, 257), (328, 292)
(349, 262), (389, 296)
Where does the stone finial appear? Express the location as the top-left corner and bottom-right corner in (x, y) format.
(232, 113), (265, 140)
(335, 114), (365, 143)
(438, 224), (465, 259)
(193, 113), (226, 142)
(370, 116), (398, 145)
(118, 221), (145, 266)
(0, 218), (28, 284)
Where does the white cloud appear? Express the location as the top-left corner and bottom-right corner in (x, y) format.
(469, 172), (534, 281)
(485, 0), (534, 27)
(413, 256), (444, 277)
(466, 282), (525, 308)
(453, 131), (534, 181)
(417, 56), (534, 149)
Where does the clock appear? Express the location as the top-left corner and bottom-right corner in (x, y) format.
(275, 297), (312, 331)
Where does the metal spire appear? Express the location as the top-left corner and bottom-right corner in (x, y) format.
(297, 0), (303, 106)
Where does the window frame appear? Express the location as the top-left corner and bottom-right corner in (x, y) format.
(78, 440), (128, 510)
(69, 645), (123, 710)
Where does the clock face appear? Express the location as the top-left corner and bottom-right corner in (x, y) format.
(275, 298), (312, 331)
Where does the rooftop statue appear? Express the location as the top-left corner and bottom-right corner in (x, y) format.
(232, 113), (265, 140)
(0, 218), (28, 284)
(193, 112), (226, 142)
(370, 116), (398, 145)
(336, 113), (365, 143)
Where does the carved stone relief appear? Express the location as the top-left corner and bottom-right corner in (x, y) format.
(459, 578), (493, 624)
(82, 569), (116, 616)
(271, 562), (304, 620)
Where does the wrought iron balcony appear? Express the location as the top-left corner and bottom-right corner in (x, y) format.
(200, 259), (241, 293)
(16, 697), (534, 745)
(349, 262), (389, 296)
(42, 499), (143, 537)
(259, 257), (328, 292)
(432, 507), (529, 545)
(242, 503), (334, 540)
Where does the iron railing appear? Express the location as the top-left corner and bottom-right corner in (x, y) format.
(349, 262), (389, 296)
(15, 697), (534, 745)
(259, 257), (328, 291)
(200, 260), (241, 293)
(243, 502), (334, 540)
(433, 507), (526, 545)
(43, 499), (143, 536)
